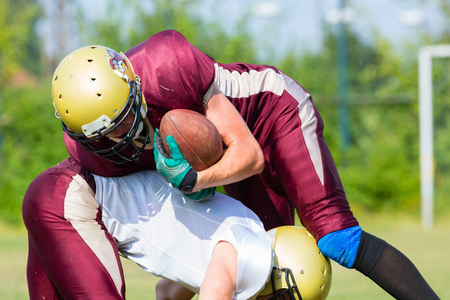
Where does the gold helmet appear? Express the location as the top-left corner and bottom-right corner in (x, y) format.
(258, 226), (332, 300)
(52, 45), (150, 163)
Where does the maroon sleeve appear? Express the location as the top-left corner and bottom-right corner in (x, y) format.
(126, 30), (216, 124)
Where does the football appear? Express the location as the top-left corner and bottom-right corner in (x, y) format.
(159, 109), (224, 171)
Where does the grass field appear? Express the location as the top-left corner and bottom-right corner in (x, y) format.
(1, 211), (449, 299)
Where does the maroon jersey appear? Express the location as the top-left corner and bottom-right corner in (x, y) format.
(65, 30), (358, 240)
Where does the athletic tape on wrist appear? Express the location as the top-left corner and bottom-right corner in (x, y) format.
(178, 169), (198, 194)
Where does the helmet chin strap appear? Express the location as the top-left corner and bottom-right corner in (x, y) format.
(132, 121), (144, 140)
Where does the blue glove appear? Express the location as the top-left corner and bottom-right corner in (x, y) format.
(154, 130), (215, 201)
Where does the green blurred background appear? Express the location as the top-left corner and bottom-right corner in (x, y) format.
(1, 0), (449, 299)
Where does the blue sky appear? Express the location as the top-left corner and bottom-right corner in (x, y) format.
(207, 0), (446, 59)
(46, 0), (447, 59)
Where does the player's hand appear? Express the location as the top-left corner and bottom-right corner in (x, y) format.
(184, 187), (216, 202)
(154, 129), (192, 189)
(154, 130), (216, 201)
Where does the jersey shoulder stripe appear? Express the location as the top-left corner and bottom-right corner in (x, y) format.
(214, 63), (285, 99)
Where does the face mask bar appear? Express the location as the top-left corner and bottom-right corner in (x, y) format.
(268, 266), (302, 300)
(62, 80), (151, 164)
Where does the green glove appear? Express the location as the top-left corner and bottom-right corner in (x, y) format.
(154, 130), (191, 189)
(184, 187), (216, 202)
(154, 130), (216, 201)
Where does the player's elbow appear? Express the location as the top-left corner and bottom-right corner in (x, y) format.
(252, 146), (265, 174)
(229, 140), (264, 175)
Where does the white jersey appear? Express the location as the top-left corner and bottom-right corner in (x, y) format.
(94, 171), (273, 299)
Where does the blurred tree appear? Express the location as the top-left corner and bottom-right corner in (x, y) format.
(77, 0), (257, 64)
(0, 0), (40, 84)
(2, 0), (450, 224)
(0, 0), (44, 224)
(430, 0), (450, 216)
(0, 85), (68, 223)
(275, 25), (422, 212)
(438, 0), (450, 40)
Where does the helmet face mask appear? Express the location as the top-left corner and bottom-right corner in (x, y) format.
(61, 80), (151, 164)
(52, 46), (151, 164)
(266, 266), (301, 300)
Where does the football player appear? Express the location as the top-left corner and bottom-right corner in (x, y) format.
(24, 30), (438, 299)
(24, 163), (327, 300)
(155, 225), (333, 300)
(93, 169), (332, 300)
(85, 169), (274, 300)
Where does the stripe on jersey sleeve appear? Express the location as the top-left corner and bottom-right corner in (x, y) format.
(214, 63), (285, 98)
(64, 174), (123, 295)
(280, 72), (324, 185)
(213, 63), (324, 186)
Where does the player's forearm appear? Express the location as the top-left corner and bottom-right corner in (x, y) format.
(198, 84), (264, 191)
(193, 140), (264, 191)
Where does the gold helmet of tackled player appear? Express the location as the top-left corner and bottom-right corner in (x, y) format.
(259, 226), (332, 300)
(52, 45), (150, 163)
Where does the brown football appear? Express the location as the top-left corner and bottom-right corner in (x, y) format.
(159, 109), (223, 171)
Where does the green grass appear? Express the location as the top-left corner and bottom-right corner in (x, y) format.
(1, 212), (449, 299)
